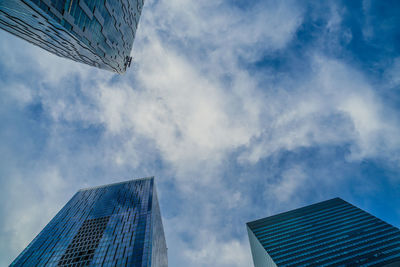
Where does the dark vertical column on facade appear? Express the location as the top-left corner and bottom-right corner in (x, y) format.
(151, 182), (168, 267)
(132, 178), (153, 266)
(132, 213), (147, 266)
(148, 178), (154, 212)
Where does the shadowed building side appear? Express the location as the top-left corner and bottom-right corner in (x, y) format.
(247, 198), (400, 267)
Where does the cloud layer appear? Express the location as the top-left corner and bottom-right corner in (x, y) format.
(1, 0), (400, 266)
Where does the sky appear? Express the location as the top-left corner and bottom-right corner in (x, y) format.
(1, 0), (400, 266)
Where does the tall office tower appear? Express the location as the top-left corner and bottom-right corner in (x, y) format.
(247, 198), (400, 267)
(0, 0), (144, 73)
(11, 177), (168, 267)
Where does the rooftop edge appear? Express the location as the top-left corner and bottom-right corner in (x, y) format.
(78, 176), (154, 192)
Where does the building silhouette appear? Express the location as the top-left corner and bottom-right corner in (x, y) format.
(11, 177), (167, 267)
(247, 197), (400, 267)
(0, 0), (144, 73)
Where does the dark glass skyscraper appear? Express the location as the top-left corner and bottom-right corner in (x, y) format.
(247, 198), (400, 267)
(11, 177), (167, 267)
(0, 0), (144, 73)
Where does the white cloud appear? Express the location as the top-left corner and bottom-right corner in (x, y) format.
(385, 57), (400, 87)
(183, 231), (252, 267)
(271, 166), (307, 203)
(0, 82), (33, 106)
(1, 166), (70, 264)
(1, 0), (400, 266)
(239, 55), (400, 164)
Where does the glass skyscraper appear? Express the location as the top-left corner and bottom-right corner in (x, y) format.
(11, 177), (168, 267)
(247, 197), (400, 267)
(0, 0), (144, 73)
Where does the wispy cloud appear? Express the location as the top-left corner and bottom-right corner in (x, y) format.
(1, 0), (400, 266)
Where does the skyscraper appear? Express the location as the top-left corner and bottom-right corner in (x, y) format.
(11, 177), (168, 267)
(0, 0), (144, 73)
(247, 198), (400, 267)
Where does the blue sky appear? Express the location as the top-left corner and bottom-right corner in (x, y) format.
(1, 0), (400, 266)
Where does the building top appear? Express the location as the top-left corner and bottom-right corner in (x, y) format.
(247, 197), (347, 229)
(0, 0), (145, 73)
(10, 176), (167, 266)
(246, 197), (400, 267)
(78, 176), (154, 191)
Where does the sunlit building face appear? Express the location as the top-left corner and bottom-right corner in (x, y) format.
(10, 177), (168, 267)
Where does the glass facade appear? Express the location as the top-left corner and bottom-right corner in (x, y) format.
(0, 0), (144, 73)
(247, 198), (400, 267)
(10, 177), (168, 267)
